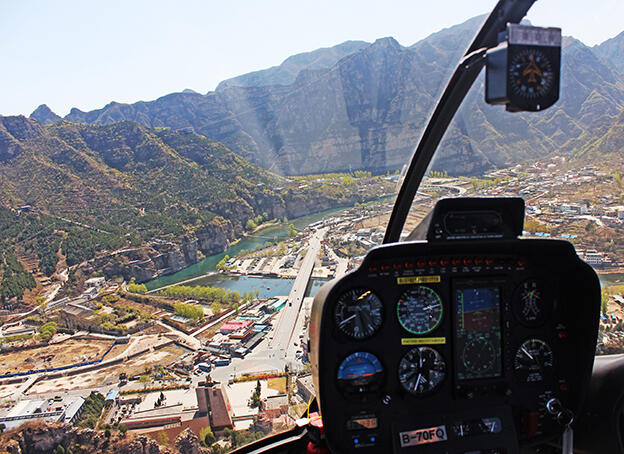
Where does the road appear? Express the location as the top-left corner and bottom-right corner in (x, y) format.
(156, 321), (202, 350)
(326, 246), (349, 279)
(269, 228), (327, 359)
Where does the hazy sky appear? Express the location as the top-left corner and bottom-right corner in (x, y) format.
(1, 0), (623, 117)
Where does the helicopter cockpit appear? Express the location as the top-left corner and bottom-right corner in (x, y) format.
(228, 0), (611, 453)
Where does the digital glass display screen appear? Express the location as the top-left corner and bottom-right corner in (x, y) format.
(455, 287), (502, 381)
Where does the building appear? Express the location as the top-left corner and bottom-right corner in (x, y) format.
(296, 375), (315, 403)
(60, 302), (96, 330)
(219, 320), (253, 335)
(0, 397), (86, 431)
(85, 277), (106, 289)
(195, 381), (233, 432)
(264, 394), (289, 419)
(585, 250), (603, 266)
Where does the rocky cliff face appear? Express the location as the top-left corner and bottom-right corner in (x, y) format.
(101, 186), (384, 283)
(0, 421), (208, 454)
(41, 17), (624, 176)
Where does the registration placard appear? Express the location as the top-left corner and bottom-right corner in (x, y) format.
(399, 425), (448, 448)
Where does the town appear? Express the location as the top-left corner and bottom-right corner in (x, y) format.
(1, 158), (624, 451)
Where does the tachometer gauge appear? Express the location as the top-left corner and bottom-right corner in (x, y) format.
(397, 286), (443, 335)
(462, 336), (496, 375)
(514, 339), (554, 384)
(398, 347), (446, 395)
(337, 352), (384, 397)
(513, 279), (548, 326)
(334, 288), (384, 339)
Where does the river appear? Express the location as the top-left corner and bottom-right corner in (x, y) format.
(145, 205), (351, 291)
(599, 273), (624, 287)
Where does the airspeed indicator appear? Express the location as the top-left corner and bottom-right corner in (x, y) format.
(397, 286), (443, 335)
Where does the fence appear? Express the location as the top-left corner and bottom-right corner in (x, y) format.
(0, 340), (117, 379)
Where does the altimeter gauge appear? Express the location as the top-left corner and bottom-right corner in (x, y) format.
(334, 288), (384, 339)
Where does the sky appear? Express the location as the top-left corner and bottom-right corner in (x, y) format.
(1, 0), (623, 117)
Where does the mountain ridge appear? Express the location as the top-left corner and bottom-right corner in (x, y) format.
(27, 16), (624, 176)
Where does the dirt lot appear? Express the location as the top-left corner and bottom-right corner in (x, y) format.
(356, 207), (429, 235)
(27, 344), (187, 394)
(267, 377), (287, 394)
(0, 339), (114, 375)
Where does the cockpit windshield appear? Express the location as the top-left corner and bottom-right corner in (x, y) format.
(1, 1), (624, 452)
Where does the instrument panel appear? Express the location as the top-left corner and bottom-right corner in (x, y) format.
(309, 239), (600, 454)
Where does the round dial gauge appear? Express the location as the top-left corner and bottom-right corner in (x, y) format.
(334, 289), (384, 339)
(462, 336), (496, 374)
(337, 352), (384, 397)
(398, 347), (446, 395)
(397, 286), (443, 335)
(509, 48), (555, 100)
(514, 339), (554, 384)
(513, 279), (548, 326)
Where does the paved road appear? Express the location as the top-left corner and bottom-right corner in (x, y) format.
(269, 228), (327, 357)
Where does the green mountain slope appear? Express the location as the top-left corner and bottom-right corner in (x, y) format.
(0, 116), (391, 282)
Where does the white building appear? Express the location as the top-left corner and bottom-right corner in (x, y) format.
(585, 250), (603, 266)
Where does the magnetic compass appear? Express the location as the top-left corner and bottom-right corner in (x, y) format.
(508, 48), (555, 101)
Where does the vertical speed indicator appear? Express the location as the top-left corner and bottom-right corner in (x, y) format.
(334, 289), (384, 339)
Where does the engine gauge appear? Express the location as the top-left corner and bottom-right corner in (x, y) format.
(337, 352), (384, 397)
(462, 336), (496, 375)
(397, 286), (443, 335)
(334, 288), (384, 339)
(513, 279), (549, 326)
(514, 339), (554, 384)
(398, 346), (446, 395)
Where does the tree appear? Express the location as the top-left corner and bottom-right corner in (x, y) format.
(341, 175), (355, 186)
(233, 302), (239, 314)
(246, 219), (257, 231)
(288, 224), (297, 237)
(139, 374), (152, 388)
(38, 321), (57, 341)
(602, 291), (609, 315)
(157, 431), (170, 446)
(216, 255), (230, 271)
(211, 301), (222, 315)
(199, 426), (216, 447)
(128, 282), (147, 293)
(249, 380), (264, 410)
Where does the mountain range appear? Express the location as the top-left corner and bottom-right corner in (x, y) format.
(26, 15), (624, 175)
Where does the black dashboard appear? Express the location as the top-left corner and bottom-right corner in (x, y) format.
(309, 202), (600, 454)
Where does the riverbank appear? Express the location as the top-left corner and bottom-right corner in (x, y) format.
(144, 204), (351, 291)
